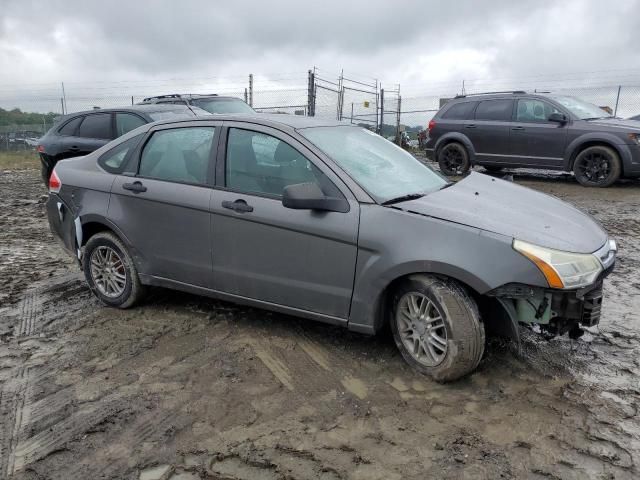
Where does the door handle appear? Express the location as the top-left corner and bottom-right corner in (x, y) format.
(511, 126), (525, 131)
(222, 199), (254, 213)
(464, 124), (476, 129)
(122, 181), (147, 193)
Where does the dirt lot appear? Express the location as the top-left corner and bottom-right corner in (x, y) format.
(1, 163), (639, 480)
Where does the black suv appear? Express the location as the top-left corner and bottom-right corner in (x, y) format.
(425, 91), (640, 187)
(37, 104), (206, 184)
(138, 94), (255, 115)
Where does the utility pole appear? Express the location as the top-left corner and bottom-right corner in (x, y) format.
(614, 85), (622, 116)
(379, 88), (384, 135)
(61, 82), (67, 114)
(307, 69), (316, 117)
(248, 74), (253, 107)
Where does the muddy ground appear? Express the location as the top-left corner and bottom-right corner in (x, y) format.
(0, 164), (638, 480)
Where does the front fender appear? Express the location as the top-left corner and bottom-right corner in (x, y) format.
(563, 133), (633, 172)
(347, 205), (548, 334)
(434, 132), (477, 164)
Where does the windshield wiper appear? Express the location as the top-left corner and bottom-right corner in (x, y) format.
(381, 193), (425, 205)
(439, 182), (455, 190)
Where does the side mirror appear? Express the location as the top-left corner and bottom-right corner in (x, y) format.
(282, 182), (349, 213)
(548, 112), (568, 124)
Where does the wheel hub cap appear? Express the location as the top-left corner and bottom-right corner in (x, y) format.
(396, 292), (448, 367)
(90, 246), (126, 298)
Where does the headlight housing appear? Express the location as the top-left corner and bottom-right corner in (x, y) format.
(513, 239), (603, 289)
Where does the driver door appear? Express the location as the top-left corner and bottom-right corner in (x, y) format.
(210, 123), (359, 320)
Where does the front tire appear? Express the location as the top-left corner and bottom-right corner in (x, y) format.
(83, 232), (145, 308)
(438, 142), (471, 176)
(573, 145), (621, 187)
(390, 275), (485, 382)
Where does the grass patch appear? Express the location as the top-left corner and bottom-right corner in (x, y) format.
(0, 150), (40, 170)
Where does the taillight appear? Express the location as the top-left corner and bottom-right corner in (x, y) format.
(49, 169), (61, 193)
(37, 145), (45, 153)
(428, 119), (436, 134)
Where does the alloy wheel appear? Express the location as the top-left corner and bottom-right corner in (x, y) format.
(90, 246), (127, 298)
(440, 145), (465, 174)
(576, 151), (611, 184)
(395, 292), (448, 367)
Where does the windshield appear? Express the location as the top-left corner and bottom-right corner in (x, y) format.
(549, 95), (613, 120)
(147, 108), (198, 121)
(300, 126), (447, 203)
(191, 98), (255, 114)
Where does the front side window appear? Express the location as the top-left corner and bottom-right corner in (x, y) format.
(475, 100), (513, 121)
(78, 113), (113, 139)
(98, 134), (144, 174)
(225, 128), (329, 197)
(115, 113), (147, 136)
(138, 127), (215, 184)
(300, 126), (447, 203)
(516, 99), (562, 122)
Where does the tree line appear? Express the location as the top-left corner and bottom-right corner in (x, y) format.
(0, 108), (58, 127)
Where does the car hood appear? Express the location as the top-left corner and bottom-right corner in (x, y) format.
(394, 172), (607, 253)
(585, 118), (640, 131)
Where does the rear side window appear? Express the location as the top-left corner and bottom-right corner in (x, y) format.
(115, 113), (147, 136)
(98, 134), (144, 174)
(58, 116), (83, 136)
(442, 102), (477, 120)
(475, 100), (514, 121)
(138, 127), (215, 185)
(78, 113), (113, 139)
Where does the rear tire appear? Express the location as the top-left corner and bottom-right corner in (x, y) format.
(390, 275), (485, 382)
(438, 142), (470, 176)
(83, 232), (145, 308)
(573, 145), (621, 187)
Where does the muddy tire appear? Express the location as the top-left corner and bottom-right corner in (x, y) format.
(573, 145), (621, 187)
(390, 274), (485, 382)
(83, 231), (144, 308)
(438, 142), (470, 176)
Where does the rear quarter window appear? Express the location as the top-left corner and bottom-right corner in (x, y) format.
(442, 101), (477, 120)
(98, 134), (144, 174)
(58, 116), (83, 136)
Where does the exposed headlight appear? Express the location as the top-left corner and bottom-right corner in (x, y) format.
(513, 239), (603, 289)
(629, 133), (640, 146)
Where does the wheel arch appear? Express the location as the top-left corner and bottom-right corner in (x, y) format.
(564, 135), (630, 174)
(434, 133), (477, 164)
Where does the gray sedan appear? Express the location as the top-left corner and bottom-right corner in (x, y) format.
(46, 114), (616, 381)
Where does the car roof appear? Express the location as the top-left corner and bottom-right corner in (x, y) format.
(141, 94), (245, 102)
(449, 91), (560, 103)
(149, 113), (350, 131)
(57, 104), (196, 120)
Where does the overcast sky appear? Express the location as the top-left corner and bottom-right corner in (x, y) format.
(1, 0), (640, 112)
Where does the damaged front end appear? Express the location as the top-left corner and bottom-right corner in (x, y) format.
(484, 238), (616, 350)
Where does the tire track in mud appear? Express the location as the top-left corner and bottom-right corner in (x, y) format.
(0, 273), (93, 478)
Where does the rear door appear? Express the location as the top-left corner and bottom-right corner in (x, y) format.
(209, 122), (359, 320)
(61, 112), (114, 158)
(465, 99), (514, 163)
(508, 98), (568, 167)
(108, 121), (220, 288)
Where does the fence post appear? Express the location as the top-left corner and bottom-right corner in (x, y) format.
(614, 85), (622, 116)
(396, 95), (402, 146)
(379, 88), (384, 135)
(307, 69), (315, 117)
(244, 88), (248, 104)
(131, 96), (134, 105)
(248, 74), (254, 107)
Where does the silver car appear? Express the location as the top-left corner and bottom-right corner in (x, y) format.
(46, 114), (617, 381)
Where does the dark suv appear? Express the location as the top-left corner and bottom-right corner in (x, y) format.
(138, 94), (255, 115)
(37, 104), (206, 184)
(425, 91), (640, 187)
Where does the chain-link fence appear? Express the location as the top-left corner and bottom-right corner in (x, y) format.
(1, 70), (640, 151)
